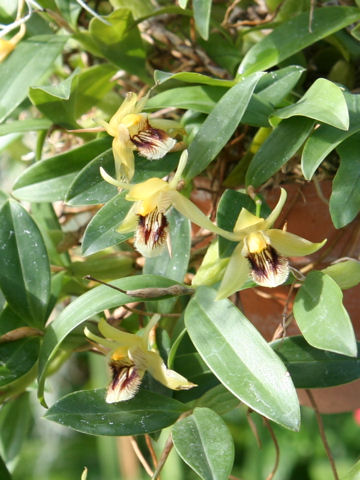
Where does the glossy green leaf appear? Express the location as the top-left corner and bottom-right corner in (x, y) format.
(110, 0), (154, 19)
(293, 271), (357, 357)
(238, 7), (360, 75)
(193, 0), (212, 40)
(189, 385), (240, 415)
(0, 392), (32, 464)
(89, 9), (150, 83)
(0, 456), (11, 480)
(0, 338), (40, 387)
(0, 200), (50, 326)
(322, 260), (360, 290)
(301, 92), (360, 180)
(153, 70), (235, 87)
(0, 119), (52, 136)
(342, 458), (360, 480)
(255, 65), (305, 106)
(183, 73), (264, 182)
(271, 78), (349, 130)
(12, 137), (112, 202)
(55, 0), (81, 27)
(0, 35), (67, 122)
(0, 306), (27, 336)
(45, 389), (186, 435)
(37, 275), (186, 405)
(246, 117), (314, 187)
(81, 193), (132, 256)
(172, 407), (234, 480)
(66, 150), (180, 206)
(272, 336), (360, 388)
(185, 287), (300, 430)
(330, 133), (360, 228)
(29, 69), (80, 129)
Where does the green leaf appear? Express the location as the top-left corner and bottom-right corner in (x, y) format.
(342, 458), (360, 480)
(330, 133), (360, 228)
(29, 68), (79, 129)
(246, 117), (315, 187)
(0, 392), (32, 464)
(193, 0), (212, 40)
(0, 456), (11, 480)
(190, 385), (240, 415)
(185, 287), (300, 430)
(0, 200), (50, 326)
(55, 0), (81, 27)
(272, 336), (360, 388)
(37, 275), (186, 406)
(110, 0), (155, 19)
(322, 260), (360, 290)
(172, 407), (234, 480)
(255, 65), (305, 106)
(81, 193), (132, 256)
(0, 119), (52, 136)
(271, 78), (349, 130)
(238, 7), (360, 75)
(44, 389), (186, 435)
(0, 338), (40, 387)
(293, 271), (357, 357)
(89, 9), (150, 83)
(183, 72), (264, 182)
(153, 70), (236, 87)
(12, 137), (112, 202)
(0, 35), (67, 122)
(301, 92), (360, 180)
(66, 150), (181, 206)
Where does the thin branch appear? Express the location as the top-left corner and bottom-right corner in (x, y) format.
(305, 390), (339, 480)
(263, 418), (280, 480)
(129, 436), (154, 477)
(145, 434), (158, 470)
(246, 408), (262, 448)
(151, 433), (174, 480)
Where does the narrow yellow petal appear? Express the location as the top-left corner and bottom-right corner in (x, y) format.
(150, 118), (182, 131)
(0, 39), (15, 62)
(145, 351), (196, 390)
(169, 149), (188, 188)
(168, 191), (241, 241)
(99, 167), (130, 189)
(117, 204), (138, 233)
(98, 318), (142, 348)
(109, 92), (138, 130)
(267, 229), (327, 256)
(234, 208), (265, 233)
(112, 137), (135, 182)
(216, 243), (250, 299)
(263, 188), (287, 229)
(84, 326), (116, 350)
(192, 241), (229, 287)
(127, 178), (168, 202)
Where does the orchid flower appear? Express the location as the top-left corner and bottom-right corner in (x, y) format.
(99, 92), (181, 182)
(216, 188), (327, 299)
(101, 150), (241, 257)
(84, 316), (195, 403)
(0, 0), (27, 62)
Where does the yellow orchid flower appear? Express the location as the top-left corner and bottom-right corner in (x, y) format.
(100, 92), (180, 182)
(84, 316), (195, 403)
(100, 150), (241, 257)
(216, 188), (327, 299)
(0, 5), (26, 63)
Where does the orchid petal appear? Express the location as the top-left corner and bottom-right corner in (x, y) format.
(234, 208), (265, 233)
(168, 190), (241, 242)
(267, 229), (327, 256)
(216, 243), (250, 300)
(169, 150), (188, 188)
(109, 92), (138, 130)
(150, 118), (182, 131)
(141, 314), (161, 344)
(84, 326), (117, 350)
(99, 167), (130, 189)
(112, 136), (135, 182)
(117, 204), (138, 233)
(127, 178), (168, 202)
(263, 188), (287, 229)
(98, 318), (143, 349)
(145, 350), (196, 391)
(192, 241), (229, 287)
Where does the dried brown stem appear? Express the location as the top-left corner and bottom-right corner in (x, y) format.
(305, 390), (339, 480)
(263, 418), (280, 480)
(129, 436), (154, 477)
(151, 433), (174, 480)
(246, 408), (262, 448)
(145, 434), (158, 470)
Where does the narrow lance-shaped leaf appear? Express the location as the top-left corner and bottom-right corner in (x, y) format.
(172, 407), (235, 480)
(0, 200), (51, 326)
(183, 72), (264, 182)
(193, 0), (212, 40)
(293, 271), (357, 357)
(45, 389), (186, 436)
(238, 7), (360, 75)
(185, 287), (300, 430)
